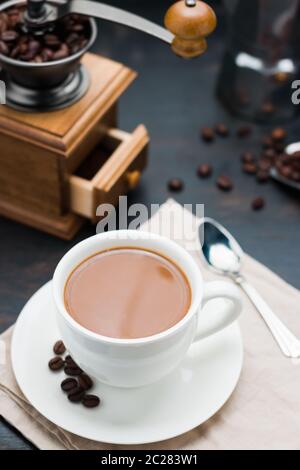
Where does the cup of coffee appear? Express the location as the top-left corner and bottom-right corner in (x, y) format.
(53, 230), (242, 388)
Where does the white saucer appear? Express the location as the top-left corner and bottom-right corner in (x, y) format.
(11, 281), (243, 445)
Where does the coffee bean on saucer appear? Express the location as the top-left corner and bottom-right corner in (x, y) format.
(271, 127), (287, 142)
(78, 373), (93, 391)
(197, 164), (212, 178)
(64, 355), (75, 365)
(241, 151), (255, 164)
(82, 395), (100, 408)
(215, 123), (229, 137)
(48, 356), (64, 371)
(201, 127), (215, 142)
(61, 378), (78, 393)
(216, 175), (233, 191)
(68, 386), (85, 403)
(243, 162), (257, 175)
(252, 197), (265, 211)
(236, 125), (252, 138)
(64, 364), (83, 376)
(168, 178), (184, 192)
(53, 340), (66, 355)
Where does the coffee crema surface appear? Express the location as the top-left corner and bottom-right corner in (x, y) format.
(64, 248), (191, 339)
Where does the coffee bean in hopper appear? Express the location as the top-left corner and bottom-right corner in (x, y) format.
(1, 30), (18, 42)
(48, 356), (64, 371)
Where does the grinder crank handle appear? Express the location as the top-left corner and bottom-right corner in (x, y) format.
(25, 0), (217, 58)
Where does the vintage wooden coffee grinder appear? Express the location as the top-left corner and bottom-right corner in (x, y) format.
(0, 0), (216, 239)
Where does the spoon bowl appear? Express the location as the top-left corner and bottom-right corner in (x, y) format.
(200, 218), (242, 276)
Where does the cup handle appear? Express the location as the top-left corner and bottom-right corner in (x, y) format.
(193, 281), (242, 342)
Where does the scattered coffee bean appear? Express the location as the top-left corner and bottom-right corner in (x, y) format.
(53, 340), (66, 355)
(262, 148), (276, 161)
(243, 162), (257, 175)
(258, 159), (271, 172)
(61, 378), (78, 393)
(237, 125), (252, 138)
(271, 127), (287, 142)
(48, 356), (64, 371)
(261, 101), (276, 114)
(82, 395), (100, 408)
(262, 136), (273, 149)
(241, 152), (255, 164)
(216, 175), (233, 191)
(201, 127), (214, 142)
(168, 178), (184, 192)
(64, 364), (83, 376)
(68, 386), (85, 403)
(78, 373), (93, 391)
(252, 197), (265, 211)
(256, 170), (269, 183)
(273, 142), (285, 154)
(197, 164), (212, 178)
(215, 123), (229, 137)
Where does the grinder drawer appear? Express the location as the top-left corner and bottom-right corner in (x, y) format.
(69, 125), (149, 220)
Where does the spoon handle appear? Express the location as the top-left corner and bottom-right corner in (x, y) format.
(235, 276), (300, 358)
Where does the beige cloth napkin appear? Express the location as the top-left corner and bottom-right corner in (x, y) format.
(1, 199), (300, 450)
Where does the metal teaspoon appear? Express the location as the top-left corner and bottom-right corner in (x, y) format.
(198, 217), (300, 358)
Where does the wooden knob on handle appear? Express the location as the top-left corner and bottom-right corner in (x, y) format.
(164, 0), (217, 58)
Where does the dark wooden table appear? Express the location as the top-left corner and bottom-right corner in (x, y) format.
(0, 0), (299, 450)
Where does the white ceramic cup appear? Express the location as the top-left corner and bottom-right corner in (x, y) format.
(53, 230), (242, 388)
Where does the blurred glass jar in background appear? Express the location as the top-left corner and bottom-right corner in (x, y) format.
(217, 0), (300, 123)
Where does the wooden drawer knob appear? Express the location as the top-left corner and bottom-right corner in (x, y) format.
(164, 0), (217, 58)
(126, 170), (141, 190)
